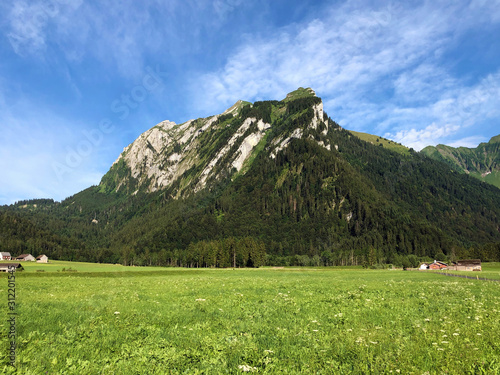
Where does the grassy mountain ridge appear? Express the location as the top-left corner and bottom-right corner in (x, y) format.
(348, 130), (410, 155)
(421, 135), (500, 188)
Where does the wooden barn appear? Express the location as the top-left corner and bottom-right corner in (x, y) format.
(36, 254), (49, 263)
(15, 254), (35, 261)
(449, 259), (482, 271)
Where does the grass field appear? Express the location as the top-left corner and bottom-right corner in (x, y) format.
(1, 263), (499, 374)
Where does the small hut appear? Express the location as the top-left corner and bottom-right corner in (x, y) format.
(36, 254), (49, 263)
(450, 259), (481, 271)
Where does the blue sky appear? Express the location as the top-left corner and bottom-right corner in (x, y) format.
(1, 0), (500, 204)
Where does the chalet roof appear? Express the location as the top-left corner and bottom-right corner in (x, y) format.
(457, 259), (481, 266)
(1, 252), (11, 256)
(36, 254), (47, 260)
(432, 260), (448, 266)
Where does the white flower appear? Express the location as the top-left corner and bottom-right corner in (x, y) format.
(114, 311), (120, 315)
(453, 333), (459, 336)
(195, 298), (206, 302)
(238, 364), (258, 372)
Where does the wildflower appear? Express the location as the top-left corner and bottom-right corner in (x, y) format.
(195, 298), (206, 302)
(424, 318), (430, 322)
(114, 311), (120, 315)
(442, 335), (448, 338)
(313, 329), (319, 332)
(264, 350), (274, 354)
(453, 333), (459, 336)
(441, 341), (449, 344)
(238, 364), (258, 372)
(476, 333), (482, 336)
(370, 341), (378, 344)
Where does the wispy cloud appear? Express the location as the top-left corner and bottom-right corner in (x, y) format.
(386, 71), (500, 149)
(193, 1), (500, 149)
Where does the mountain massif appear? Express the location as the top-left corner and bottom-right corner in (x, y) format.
(422, 136), (500, 189)
(1, 88), (500, 267)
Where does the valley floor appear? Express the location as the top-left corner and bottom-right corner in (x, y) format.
(1, 263), (499, 374)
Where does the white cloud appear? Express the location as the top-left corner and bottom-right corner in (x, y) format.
(386, 71), (500, 149)
(193, 0), (500, 147)
(447, 136), (488, 148)
(388, 123), (461, 151)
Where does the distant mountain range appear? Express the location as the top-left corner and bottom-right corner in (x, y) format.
(421, 136), (500, 189)
(1, 88), (499, 267)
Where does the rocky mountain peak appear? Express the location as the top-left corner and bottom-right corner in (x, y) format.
(99, 88), (330, 197)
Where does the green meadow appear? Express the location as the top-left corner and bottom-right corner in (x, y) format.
(1, 263), (499, 374)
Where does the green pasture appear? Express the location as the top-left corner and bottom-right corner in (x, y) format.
(1, 264), (499, 374)
(4, 260), (173, 273)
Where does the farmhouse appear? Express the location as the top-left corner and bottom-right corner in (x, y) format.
(0, 252), (11, 260)
(449, 259), (482, 271)
(15, 254), (35, 261)
(0, 263), (23, 272)
(36, 254), (49, 263)
(421, 260), (448, 270)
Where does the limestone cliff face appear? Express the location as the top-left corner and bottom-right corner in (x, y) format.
(100, 88), (331, 197)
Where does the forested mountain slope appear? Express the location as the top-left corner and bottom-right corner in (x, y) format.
(1, 88), (499, 266)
